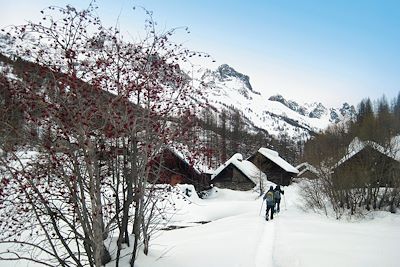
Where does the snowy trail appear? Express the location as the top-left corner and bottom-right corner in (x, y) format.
(254, 217), (275, 267)
(134, 196), (279, 267)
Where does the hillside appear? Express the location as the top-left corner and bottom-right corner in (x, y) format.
(0, 45), (356, 169)
(0, 32), (356, 145)
(0, 29), (359, 169)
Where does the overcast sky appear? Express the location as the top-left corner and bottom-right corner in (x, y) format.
(1, 0), (399, 107)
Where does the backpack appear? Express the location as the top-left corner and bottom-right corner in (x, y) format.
(264, 191), (274, 204)
(274, 190), (281, 200)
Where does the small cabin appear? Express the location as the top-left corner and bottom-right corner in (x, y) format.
(248, 147), (299, 186)
(296, 162), (320, 179)
(211, 153), (269, 191)
(149, 147), (210, 191)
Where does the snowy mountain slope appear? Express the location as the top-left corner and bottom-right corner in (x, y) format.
(189, 64), (356, 141)
(269, 94), (356, 122)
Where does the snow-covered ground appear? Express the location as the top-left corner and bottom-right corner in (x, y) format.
(111, 182), (399, 267)
(1, 182), (399, 267)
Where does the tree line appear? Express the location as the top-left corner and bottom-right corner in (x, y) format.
(196, 106), (302, 170)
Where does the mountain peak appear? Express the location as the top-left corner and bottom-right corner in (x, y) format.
(269, 94), (307, 116)
(309, 103), (327, 119)
(217, 64), (242, 78)
(268, 94), (288, 106)
(217, 64), (254, 92)
(340, 102), (356, 116)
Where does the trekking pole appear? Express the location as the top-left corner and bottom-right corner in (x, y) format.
(283, 194), (287, 210)
(259, 199), (264, 216)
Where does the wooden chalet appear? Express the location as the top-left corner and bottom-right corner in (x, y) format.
(150, 147), (210, 191)
(333, 138), (400, 187)
(296, 162), (320, 179)
(248, 147), (299, 186)
(211, 153), (269, 191)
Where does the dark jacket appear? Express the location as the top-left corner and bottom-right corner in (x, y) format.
(274, 186), (284, 200)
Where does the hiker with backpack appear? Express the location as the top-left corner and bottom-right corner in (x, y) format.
(274, 185), (284, 213)
(263, 186), (275, 221)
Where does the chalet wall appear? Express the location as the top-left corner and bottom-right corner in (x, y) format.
(212, 165), (255, 191)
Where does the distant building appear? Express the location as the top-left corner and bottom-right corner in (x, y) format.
(248, 148), (299, 186)
(296, 162), (320, 179)
(333, 137), (400, 187)
(149, 147), (210, 191)
(211, 153), (269, 191)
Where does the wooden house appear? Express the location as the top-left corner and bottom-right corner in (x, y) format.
(150, 147), (210, 191)
(333, 138), (400, 187)
(211, 153), (269, 191)
(296, 162), (320, 179)
(248, 147), (299, 186)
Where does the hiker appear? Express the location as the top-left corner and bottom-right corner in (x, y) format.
(274, 185), (284, 213)
(263, 186), (275, 221)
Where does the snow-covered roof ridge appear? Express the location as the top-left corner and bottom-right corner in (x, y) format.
(296, 162), (308, 169)
(211, 153), (269, 188)
(166, 146), (200, 175)
(296, 162), (320, 177)
(211, 153), (243, 180)
(160, 143), (213, 175)
(258, 148), (299, 174)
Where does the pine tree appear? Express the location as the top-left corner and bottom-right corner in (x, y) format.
(356, 98), (376, 141)
(376, 95), (392, 144)
(219, 110), (228, 162)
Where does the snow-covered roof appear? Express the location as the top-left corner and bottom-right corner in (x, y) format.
(162, 144), (214, 175)
(165, 146), (201, 175)
(258, 148), (299, 174)
(296, 162), (320, 177)
(336, 137), (400, 168)
(390, 135), (400, 160)
(211, 153), (269, 188)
